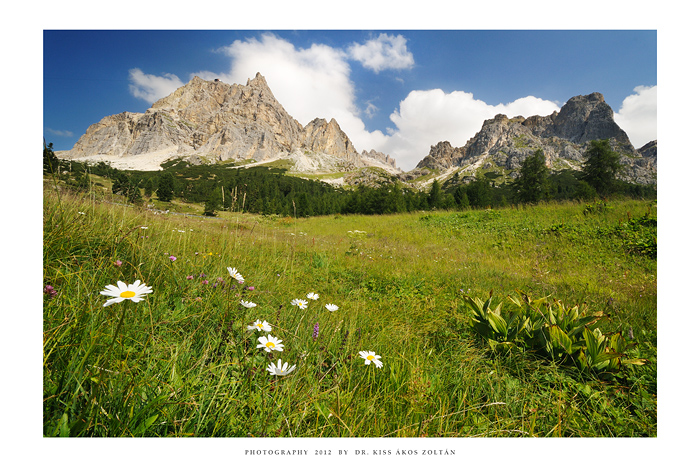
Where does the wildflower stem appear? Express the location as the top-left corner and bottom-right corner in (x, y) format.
(104, 302), (129, 358)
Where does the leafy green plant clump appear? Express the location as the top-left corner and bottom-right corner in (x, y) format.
(459, 291), (646, 377)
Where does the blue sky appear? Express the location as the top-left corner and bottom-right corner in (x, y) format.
(44, 29), (656, 170)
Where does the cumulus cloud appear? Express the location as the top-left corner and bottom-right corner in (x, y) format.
(128, 68), (185, 103)
(347, 34), (414, 73)
(614, 85), (657, 148)
(199, 34), (354, 127)
(380, 90), (560, 170)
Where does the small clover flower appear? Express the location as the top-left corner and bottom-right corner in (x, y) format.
(168, 255), (177, 261)
(44, 285), (57, 298)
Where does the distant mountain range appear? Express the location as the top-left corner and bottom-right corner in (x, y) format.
(58, 73), (656, 187)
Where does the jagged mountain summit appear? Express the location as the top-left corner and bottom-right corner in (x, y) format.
(412, 92), (656, 186)
(60, 73), (398, 174)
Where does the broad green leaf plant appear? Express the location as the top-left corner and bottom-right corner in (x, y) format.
(459, 290), (646, 377)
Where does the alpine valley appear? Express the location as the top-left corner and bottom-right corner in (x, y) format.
(58, 73), (657, 190)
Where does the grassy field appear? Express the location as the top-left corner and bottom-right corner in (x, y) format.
(43, 184), (657, 437)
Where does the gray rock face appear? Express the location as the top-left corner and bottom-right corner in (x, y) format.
(360, 149), (398, 171)
(548, 93), (634, 151)
(414, 93), (656, 185)
(638, 140), (657, 165)
(63, 73), (391, 173)
(417, 141), (465, 171)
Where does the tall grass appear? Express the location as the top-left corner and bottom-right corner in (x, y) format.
(43, 186), (656, 437)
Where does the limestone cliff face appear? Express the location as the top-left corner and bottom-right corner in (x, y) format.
(63, 73), (393, 173)
(302, 118), (358, 163)
(416, 141), (465, 171)
(413, 93), (656, 185)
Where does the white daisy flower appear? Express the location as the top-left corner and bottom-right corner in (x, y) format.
(266, 359), (297, 376)
(227, 267), (245, 283)
(240, 300), (257, 308)
(306, 292), (319, 300)
(359, 350), (383, 368)
(257, 335), (284, 353)
(100, 280), (153, 307)
(291, 298), (308, 309)
(247, 320), (272, 332)
(325, 304), (339, 312)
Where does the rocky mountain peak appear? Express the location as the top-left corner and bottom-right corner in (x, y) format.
(417, 141), (464, 171)
(246, 72), (268, 88)
(61, 73), (396, 175)
(550, 93), (632, 149)
(411, 92), (655, 185)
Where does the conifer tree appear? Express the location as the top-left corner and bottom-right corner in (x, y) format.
(204, 187), (219, 216)
(143, 178), (154, 199)
(511, 149), (550, 204)
(157, 172), (176, 202)
(581, 139), (621, 196)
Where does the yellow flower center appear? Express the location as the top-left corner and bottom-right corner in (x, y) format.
(120, 290), (136, 298)
(367, 355), (374, 360)
(266, 342), (275, 348)
(256, 324), (263, 329)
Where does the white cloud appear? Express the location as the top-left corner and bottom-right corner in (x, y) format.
(45, 128), (74, 137)
(128, 68), (184, 103)
(201, 34), (355, 127)
(614, 85), (657, 148)
(347, 33), (414, 73)
(364, 102), (379, 119)
(380, 90), (560, 170)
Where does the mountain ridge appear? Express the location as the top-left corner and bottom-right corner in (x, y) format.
(411, 93), (655, 186)
(61, 73), (398, 175)
(59, 74), (655, 186)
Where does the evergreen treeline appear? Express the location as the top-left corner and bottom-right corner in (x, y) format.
(45, 140), (656, 217)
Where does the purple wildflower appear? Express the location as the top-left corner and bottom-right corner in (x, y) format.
(114, 260), (123, 267)
(169, 255), (177, 262)
(186, 275), (194, 280)
(44, 285), (57, 298)
(313, 322), (319, 341)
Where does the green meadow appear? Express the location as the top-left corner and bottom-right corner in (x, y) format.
(43, 185), (656, 437)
